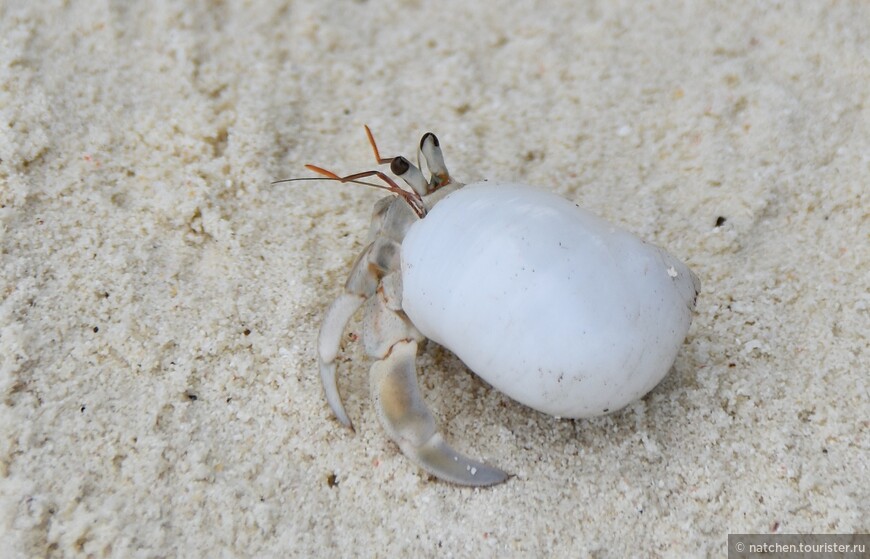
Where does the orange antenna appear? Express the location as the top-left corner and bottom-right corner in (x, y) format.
(364, 125), (393, 165)
(271, 126), (431, 217)
(301, 164), (426, 218)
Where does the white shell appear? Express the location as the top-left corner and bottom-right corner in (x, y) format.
(401, 182), (699, 418)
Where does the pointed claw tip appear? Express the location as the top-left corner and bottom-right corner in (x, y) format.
(332, 408), (354, 431)
(406, 434), (511, 487)
(465, 465), (511, 487)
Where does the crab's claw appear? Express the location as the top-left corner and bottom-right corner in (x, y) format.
(370, 340), (509, 487)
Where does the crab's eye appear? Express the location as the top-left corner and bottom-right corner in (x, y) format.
(420, 132), (439, 149)
(391, 156), (411, 176)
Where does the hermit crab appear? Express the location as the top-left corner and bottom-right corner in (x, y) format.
(295, 128), (700, 486)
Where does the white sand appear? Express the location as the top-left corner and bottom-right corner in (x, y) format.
(1, 1), (867, 557)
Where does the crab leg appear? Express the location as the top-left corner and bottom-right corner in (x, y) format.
(363, 276), (508, 486)
(370, 339), (509, 486)
(317, 241), (383, 429)
(318, 293), (366, 428)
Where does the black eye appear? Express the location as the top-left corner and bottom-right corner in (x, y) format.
(420, 132), (439, 149)
(391, 156), (410, 175)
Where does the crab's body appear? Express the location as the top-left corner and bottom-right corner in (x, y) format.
(313, 130), (699, 486)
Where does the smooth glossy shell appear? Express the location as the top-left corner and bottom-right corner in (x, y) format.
(401, 182), (699, 418)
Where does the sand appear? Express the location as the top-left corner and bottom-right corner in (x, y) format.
(1, 1), (867, 557)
